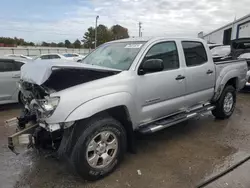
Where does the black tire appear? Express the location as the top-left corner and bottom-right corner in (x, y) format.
(18, 92), (26, 105)
(212, 85), (236, 119)
(70, 115), (127, 181)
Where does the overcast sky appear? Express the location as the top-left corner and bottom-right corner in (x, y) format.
(0, 0), (249, 43)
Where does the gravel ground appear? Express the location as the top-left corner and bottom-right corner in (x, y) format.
(1, 92), (250, 188)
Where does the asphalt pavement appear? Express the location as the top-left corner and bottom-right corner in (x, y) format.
(1, 92), (250, 188)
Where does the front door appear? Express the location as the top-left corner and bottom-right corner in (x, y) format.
(136, 41), (186, 124)
(0, 60), (21, 102)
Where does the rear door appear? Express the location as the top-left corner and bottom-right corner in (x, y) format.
(181, 41), (215, 107)
(0, 60), (22, 102)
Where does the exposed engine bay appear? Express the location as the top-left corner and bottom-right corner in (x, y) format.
(20, 66), (120, 119)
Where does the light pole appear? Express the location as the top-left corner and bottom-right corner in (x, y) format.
(139, 22), (142, 37)
(95, 15), (99, 49)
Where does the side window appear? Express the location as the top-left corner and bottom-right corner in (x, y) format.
(144, 41), (179, 71)
(40, 55), (49, 59)
(182, 41), (208, 67)
(0, 61), (16, 72)
(14, 61), (24, 70)
(51, 55), (60, 59)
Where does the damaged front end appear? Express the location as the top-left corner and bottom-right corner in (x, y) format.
(6, 81), (64, 154)
(6, 61), (120, 154)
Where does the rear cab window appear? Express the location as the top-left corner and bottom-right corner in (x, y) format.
(182, 41), (208, 67)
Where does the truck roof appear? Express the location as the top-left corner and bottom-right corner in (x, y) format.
(109, 37), (204, 43)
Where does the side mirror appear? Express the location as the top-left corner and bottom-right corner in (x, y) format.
(138, 59), (164, 75)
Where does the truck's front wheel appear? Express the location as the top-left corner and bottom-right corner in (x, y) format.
(70, 115), (127, 181)
(212, 85), (236, 119)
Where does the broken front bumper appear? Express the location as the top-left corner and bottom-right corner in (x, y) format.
(6, 118), (38, 155)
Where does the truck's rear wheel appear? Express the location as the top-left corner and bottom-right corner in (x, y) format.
(212, 85), (236, 119)
(70, 115), (127, 181)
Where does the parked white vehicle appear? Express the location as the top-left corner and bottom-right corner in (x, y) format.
(63, 53), (86, 62)
(211, 45), (231, 62)
(0, 57), (27, 105)
(4, 54), (33, 60)
(34, 53), (74, 61)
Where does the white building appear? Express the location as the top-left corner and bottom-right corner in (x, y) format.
(200, 13), (250, 45)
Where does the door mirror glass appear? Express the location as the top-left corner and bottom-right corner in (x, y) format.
(139, 59), (164, 75)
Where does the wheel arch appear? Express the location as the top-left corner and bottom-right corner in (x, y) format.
(58, 105), (137, 159)
(103, 105), (136, 153)
(225, 77), (238, 89)
(213, 75), (239, 101)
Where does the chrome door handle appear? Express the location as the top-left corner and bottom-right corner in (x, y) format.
(175, 75), (185, 80)
(12, 74), (20, 78)
(206, 70), (213, 74)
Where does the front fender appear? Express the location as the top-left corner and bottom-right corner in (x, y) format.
(65, 92), (138, 125)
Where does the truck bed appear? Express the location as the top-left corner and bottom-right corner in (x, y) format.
(214, 59), (247, 93)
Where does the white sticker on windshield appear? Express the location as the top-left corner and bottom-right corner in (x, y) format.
(125, 44), (143, 48)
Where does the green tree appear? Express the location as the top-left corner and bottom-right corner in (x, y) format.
(73, 39), (81, 48)
(28, 42), (35, 46)
(82, 25), (112, 48)
(14, 37), (25, 45)
(50, 42), (57, 47)
(57, 42), (65, 47)
(97, 24), (112, 46)
(41, 42), (49, 47)
(110, 25), (129, 40)
(82, 24), (130, 48)
(82, 27), (95, 48)
(65, 40), (71, 48)
(0, 37), (15, 45)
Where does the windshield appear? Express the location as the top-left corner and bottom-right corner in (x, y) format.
(82, 42), (145, 70)
(211, 45), (231, 56)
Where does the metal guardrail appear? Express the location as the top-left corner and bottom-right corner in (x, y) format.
(0, 47), (93, 57)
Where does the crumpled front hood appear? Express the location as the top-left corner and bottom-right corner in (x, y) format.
(21, 59), (121, 85)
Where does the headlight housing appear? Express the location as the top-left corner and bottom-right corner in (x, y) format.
(39, 97), (60, 117)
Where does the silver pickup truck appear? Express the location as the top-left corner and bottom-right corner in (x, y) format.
(6, 37), (247, 180)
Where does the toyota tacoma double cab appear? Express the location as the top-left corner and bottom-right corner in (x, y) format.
(6, 37), (248, 180)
